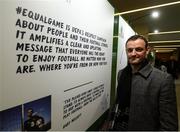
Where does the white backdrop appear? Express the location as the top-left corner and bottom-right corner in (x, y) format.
(0, 0), (114, 130)
(116, 16), (135, 86)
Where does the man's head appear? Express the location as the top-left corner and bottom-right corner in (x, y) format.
(126, 35), (150, 66)
(27, 108), (34, 117)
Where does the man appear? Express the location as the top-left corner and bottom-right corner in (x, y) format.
(167, 55), (178, 79)
(113, 35), (178, 130)
(24, 108), (45, 131)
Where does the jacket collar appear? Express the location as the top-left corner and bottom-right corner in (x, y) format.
(137, 63), (153, 78)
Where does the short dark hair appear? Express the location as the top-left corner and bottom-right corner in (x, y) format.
(27, 108), (34, 113)
(126, 35), (148, 48)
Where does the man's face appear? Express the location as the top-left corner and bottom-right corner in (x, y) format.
(126, 38), (149, 65)
(27, 109), (33, 117)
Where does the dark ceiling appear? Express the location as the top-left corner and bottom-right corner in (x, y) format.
(108, 0), (180, 53)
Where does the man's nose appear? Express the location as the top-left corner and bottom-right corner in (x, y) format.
(131, 49), (137, 55)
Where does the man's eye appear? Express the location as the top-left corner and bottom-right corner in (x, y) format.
(126, 48), (144, 53)
(127, 48), (133, 53)
(135, 48), (144, 52)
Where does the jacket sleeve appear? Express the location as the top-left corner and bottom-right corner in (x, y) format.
(159, 74), (178, 130)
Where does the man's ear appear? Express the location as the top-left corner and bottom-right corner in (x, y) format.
(146, 46), (150, 55)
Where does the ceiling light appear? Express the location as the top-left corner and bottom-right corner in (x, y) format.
(155, 49), (174, 53)
(148, 30), (180, 35)
(149, 40), (180, 43)
(154, 30), (159, 33)
(152, 11), (159, 18)
(154, 45), (180, 47)
(114, 1), (180, 15)
(154, 48), (177, 50)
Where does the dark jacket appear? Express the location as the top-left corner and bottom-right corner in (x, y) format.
(117, 63), (178, 130)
